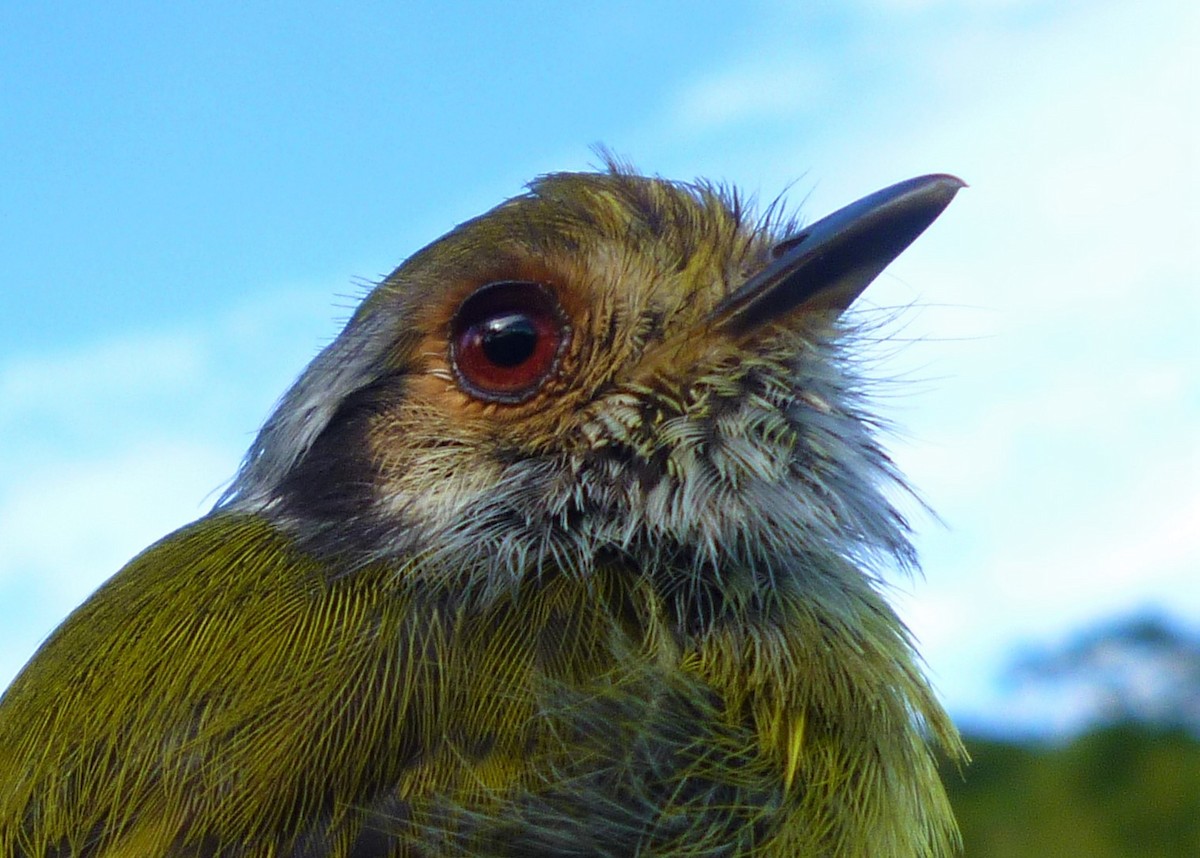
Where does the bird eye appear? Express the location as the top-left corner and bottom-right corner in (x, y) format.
(450, 280), (568, 403)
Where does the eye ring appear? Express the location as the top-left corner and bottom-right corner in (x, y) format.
(449, 280), (570, 404)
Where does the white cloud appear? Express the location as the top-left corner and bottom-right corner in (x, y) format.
(0, 285), (336, 689)
(0, 332), (206, 411)
(0, 439), (237, 687)
(670, 60), (827, 132)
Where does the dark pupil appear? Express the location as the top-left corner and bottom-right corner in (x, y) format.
(480, 313), (537, 367)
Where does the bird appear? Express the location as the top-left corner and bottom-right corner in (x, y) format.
(0, 163), (965, 857)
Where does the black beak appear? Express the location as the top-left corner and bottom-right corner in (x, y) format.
(711, 173), (964, 334)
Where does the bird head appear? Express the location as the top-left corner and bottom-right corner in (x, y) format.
(220, 167), (961, 624)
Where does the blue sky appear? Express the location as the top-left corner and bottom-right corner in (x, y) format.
(1, 0), (1196, 737)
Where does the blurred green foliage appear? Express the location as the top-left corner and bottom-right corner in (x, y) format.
(945, 725), (1200, 856)
(944, 612), (1200, 856)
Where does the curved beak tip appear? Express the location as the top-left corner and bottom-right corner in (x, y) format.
(713, 173), (965, 332)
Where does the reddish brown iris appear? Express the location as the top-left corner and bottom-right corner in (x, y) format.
(450, 280), (568, 403)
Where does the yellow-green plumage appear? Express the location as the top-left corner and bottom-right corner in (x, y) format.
(0, 166), (964, 856)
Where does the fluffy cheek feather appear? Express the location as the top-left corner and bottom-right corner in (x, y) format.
(365, 325), (907, 605)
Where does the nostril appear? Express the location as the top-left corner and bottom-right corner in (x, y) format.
(770, 231), (810, 260)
